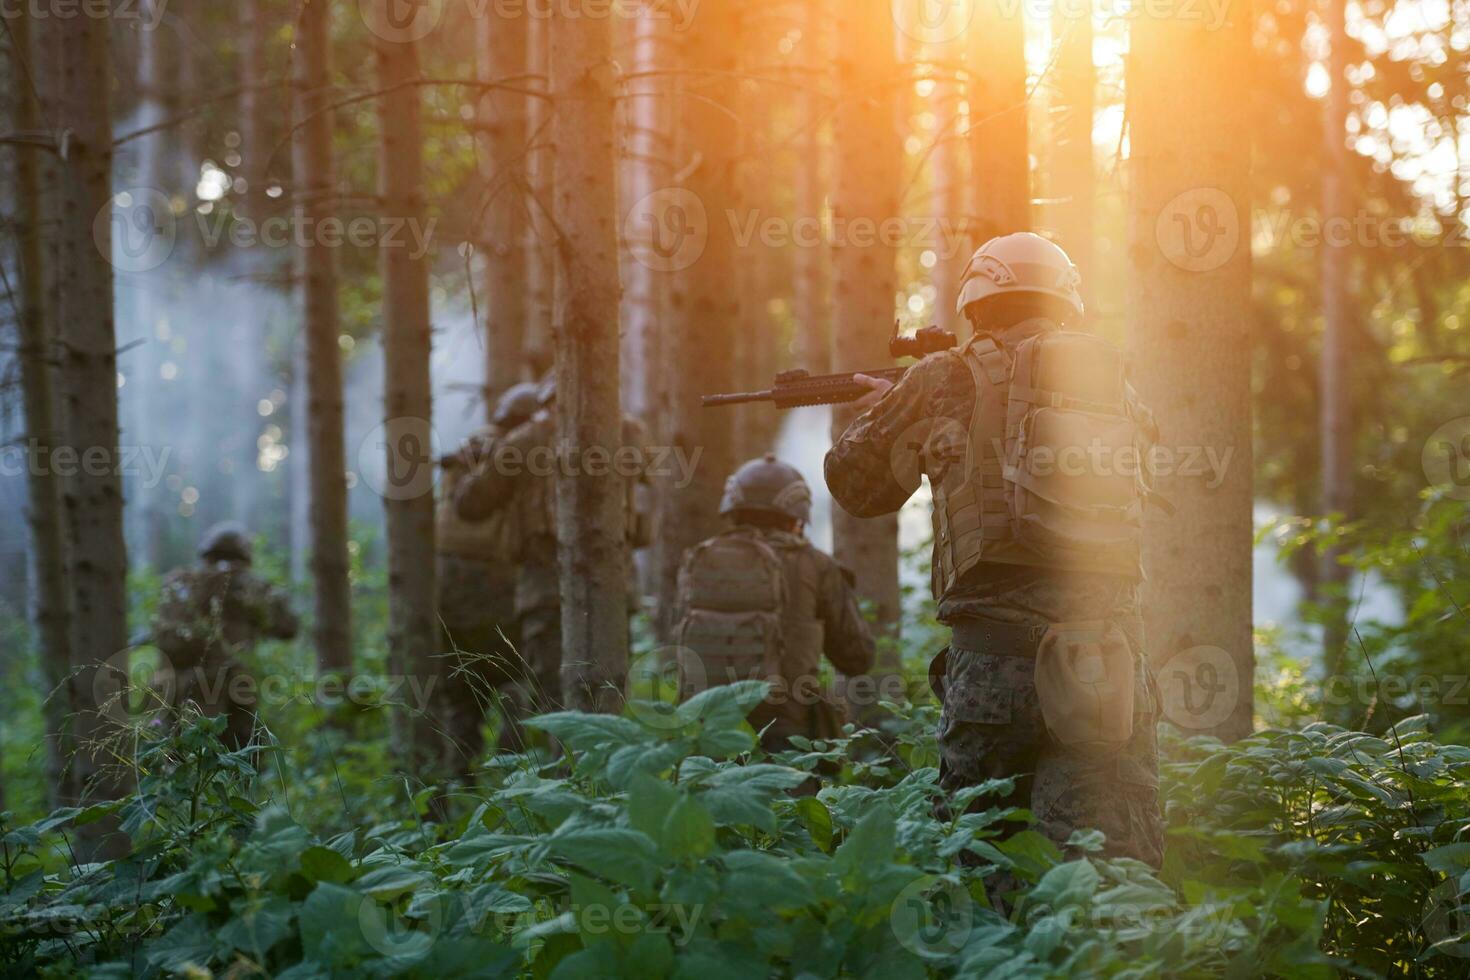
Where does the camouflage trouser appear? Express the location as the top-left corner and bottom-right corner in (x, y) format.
(173, 657), (256, 752)
(934, 584), (1164, 868)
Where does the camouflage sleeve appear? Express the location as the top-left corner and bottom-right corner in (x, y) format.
(262, 585), (300, 640)
(824, 353), (972, 519)
(815, 555), (877, 677)
(455, 421), (534, 522)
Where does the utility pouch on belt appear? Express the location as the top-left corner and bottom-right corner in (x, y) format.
(1034, 620), (1134, 754)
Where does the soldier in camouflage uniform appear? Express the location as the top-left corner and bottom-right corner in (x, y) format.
(455, 379), (651, 719)
(825, 233), (1165, 868)
(674, 456), (876, 750)
(435, 382), (540, 771)
(151, 522), (299, 750)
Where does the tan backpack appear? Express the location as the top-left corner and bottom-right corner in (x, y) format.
(1000, 331), (1161, 570)
(674, 531), (786, 699)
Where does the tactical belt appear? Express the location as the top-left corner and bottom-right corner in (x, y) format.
(948, 618), (1047, 657)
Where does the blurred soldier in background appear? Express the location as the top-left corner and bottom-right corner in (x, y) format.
(826, 233), (1166, 868)
(151, 522), (299, 750)
(455, 379), (652, 726)
(435, 382), (541, 774)
(674, 455), (876, 750)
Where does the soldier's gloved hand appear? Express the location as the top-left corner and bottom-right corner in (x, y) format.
(851, 374), (894, 411)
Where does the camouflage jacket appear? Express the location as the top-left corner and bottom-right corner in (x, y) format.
(824, 327), (1136, 624)
(151, 560), (299, 667)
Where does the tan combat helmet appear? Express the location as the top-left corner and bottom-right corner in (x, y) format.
(955, 232), (1084, 320)
(492, 381), (542, 431)
(720, 454), (812, 525)
(199, 521), (253, 563)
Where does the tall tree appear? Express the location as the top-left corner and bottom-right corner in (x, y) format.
(1319, 0), (1355, 676)
(1049, 1), (1094, 314)
(524, 15), (555, 378)
(9, 9), (73, 809)
(793, 0), (833, 373)
(238, 0), (274, 217)
(653, 0), (742, 638)
(550, 7), (628, 712)
(376, 10), (437, 754)
(293, 0), (353, 677)
(1127, 0), (1255, 740)
(477, 8), (528, 407)
(37, 1), (129, 854)
(928, 32), (968, 337)
(967, 0), (1030, 242)
(830, 0), (903, 712)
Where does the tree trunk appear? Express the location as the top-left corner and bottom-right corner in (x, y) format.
(967, 0), (1030, 243)
(238, 0), (273, 216)
(929, 32), (968, 338)
(1319, 0), (1354, 679)
(376, 17), (438, 757)
(1127, 0), (1255, 741)
(1049, 1), (1094, 318)
(293, 0), (353, 677)
(830, 0), (904, 715)
(477, 7), (528, 409)
(10, 8), (73, 811)
(38, 3), (130, 856)
(793, 0), (833, 374)
(550, 8), (628, 713)
(524, 14), (555, 379)
(653, 0), (742, 639)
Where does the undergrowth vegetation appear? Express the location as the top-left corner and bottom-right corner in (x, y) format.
(3, 679), (1470, 978)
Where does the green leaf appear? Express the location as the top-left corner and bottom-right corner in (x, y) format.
(547, 821), (660, 893)
(796, 796), (834, 852)
(663, 794), (717, 860)
(627, 773), (678, 845)
(1422, 843), (1470, 876)
(833, 805), (896, 881)
(300, 845), (354, 884)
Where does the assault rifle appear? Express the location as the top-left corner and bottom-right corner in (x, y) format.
(701, 323), (957, 410)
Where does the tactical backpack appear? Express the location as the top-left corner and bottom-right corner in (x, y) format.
(674, 530), (787, 698)
(1001, 330), (1159, 569)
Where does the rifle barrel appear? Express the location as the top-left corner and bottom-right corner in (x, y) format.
(701, 390), (773, 408)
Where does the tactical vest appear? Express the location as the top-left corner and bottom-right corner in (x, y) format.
(930, 333), (1147, 603)
(675, 528), (824, 707)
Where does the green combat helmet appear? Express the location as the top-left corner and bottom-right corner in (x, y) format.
(955, 232), (1085, 320)
(198, 521), (253, 564)
(720, 454), (813, 525)
(492, 382), (543, 432)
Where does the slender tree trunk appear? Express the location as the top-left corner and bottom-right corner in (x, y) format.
(478, 7), (528, 409)
(967, 0), (1030, 242)
(550, 8), (628, 713)
(10, 9), (73, 811)
(830, 0), (903, 715)
(1127, 0), (1255, 741)
(653, 0), (742, 639)
(293, 0), (353, 677)
(793, 0), (832, 373)
(238, 0), (272, 216)
(376, 17), (438, 757)
(524, 14), (555, 378)
(1050, 0), (1094, 317)
(929, 33), (968, 338)
(38, 3), (129, 855)
(1320, 0), (1355, 678)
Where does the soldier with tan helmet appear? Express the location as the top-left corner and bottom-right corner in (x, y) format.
(151, 522), (299, 749)
(674, 455), (876, 750)
(434, 381), (541, 773)
(826, 232), (1166, 868)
